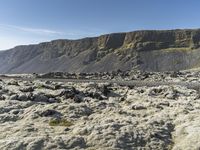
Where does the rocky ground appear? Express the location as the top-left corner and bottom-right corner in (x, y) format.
(0, 72), (200, 149)
(35, 70), (200, 83)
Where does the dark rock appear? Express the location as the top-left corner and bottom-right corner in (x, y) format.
(54, 84), (62, 90)
(73, 94), (83, 103)
(132, 105), (147, 110)
(45, 80), (52, 84)
(64, 128), (70, 131)
(92, 92), (105, 100)
(96, 102), (107, 110)
(10, 94), (18, 100)
(66, 137), (86, 149)
(41, 84), (55, 90)
(48, 98), (57, 103)
(140, 72), (149, 80)
(32, 93), (49, 102)
(17, 94), (29, 101)
(99, 85), (110, 96)
(19, 86), (34, 92)
(158, 101), (170, 107)
(156, 105), (164, 110)
(12, 110), (20, 115)
(1, 89), (9, 94)
(119, 97), (126, 102)
(59, 88), (79, 99)
(7, 80), (19, 86)
(0, 95), (5, 100)
(40, 109), (61, 117)
(148, 88), (164, 96)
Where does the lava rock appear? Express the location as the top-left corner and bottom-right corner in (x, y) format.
(73, 94), (83, 103)
(54, 84), (62, 90)
(32, 93), (49, 102)
(0, 95), (6, 100)
(17, 94), (29, 101)
(59, 87), (79, 99)
(99, 85), (110, 96)
(10, 94), (18, 100)
(148, 88), (163, 96)
(40, 109), (61, 117)
(12, 110), (20, 115)
(48, 98), (57, 103)
(7, 80), (19, 86)
(20, 86), (34, 92)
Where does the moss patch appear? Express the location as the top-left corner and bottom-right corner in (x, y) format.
(49, 119), (73, 127)
(161, 47), (191, 52)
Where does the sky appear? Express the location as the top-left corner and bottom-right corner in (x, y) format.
(0, 0), (200, 50)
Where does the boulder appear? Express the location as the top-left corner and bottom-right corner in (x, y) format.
(17, 94), (29, 101)
(32, 93), (49, 102)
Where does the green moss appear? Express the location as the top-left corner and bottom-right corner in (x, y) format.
(161, 47), (191, 52)
(35, 84), (44, 89)
(49, 119), (73, 127)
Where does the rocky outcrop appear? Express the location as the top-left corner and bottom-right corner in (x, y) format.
(1, 29), (200, 73)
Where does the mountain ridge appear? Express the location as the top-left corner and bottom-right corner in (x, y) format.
(1, 28), (200, 73)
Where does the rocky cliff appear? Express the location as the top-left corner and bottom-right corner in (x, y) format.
(1, 29), (200, 73)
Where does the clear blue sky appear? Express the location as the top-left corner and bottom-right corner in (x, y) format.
(0, 0), (200, 50)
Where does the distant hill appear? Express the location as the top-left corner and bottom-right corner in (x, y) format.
(1, 29), (200, 73)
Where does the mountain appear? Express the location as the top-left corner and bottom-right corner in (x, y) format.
(1, 29), (200, 73)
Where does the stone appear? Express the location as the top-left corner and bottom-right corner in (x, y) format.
(12, 110), (20, 115)
(99, 85), (110, 96)
(73, 94), (83, 103)
(48, 98), (57, 103)
(17, 94), (29, 101)
(89, 92), (106, 100)
(59, 88), (78, 99)
(32, 93), (49, 102)
(20, 86), (34, 92)
(132, 104), (147, 110)
(148, 87), (163, 96)
(7, 80), (19, 86)
(10, 94), (18, 100)
(40, 109), (61, 117)
(0, 95), (6, 100)
(54, 84), (62, 90)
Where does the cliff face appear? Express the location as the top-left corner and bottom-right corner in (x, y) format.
(1, 29), (200, 73)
